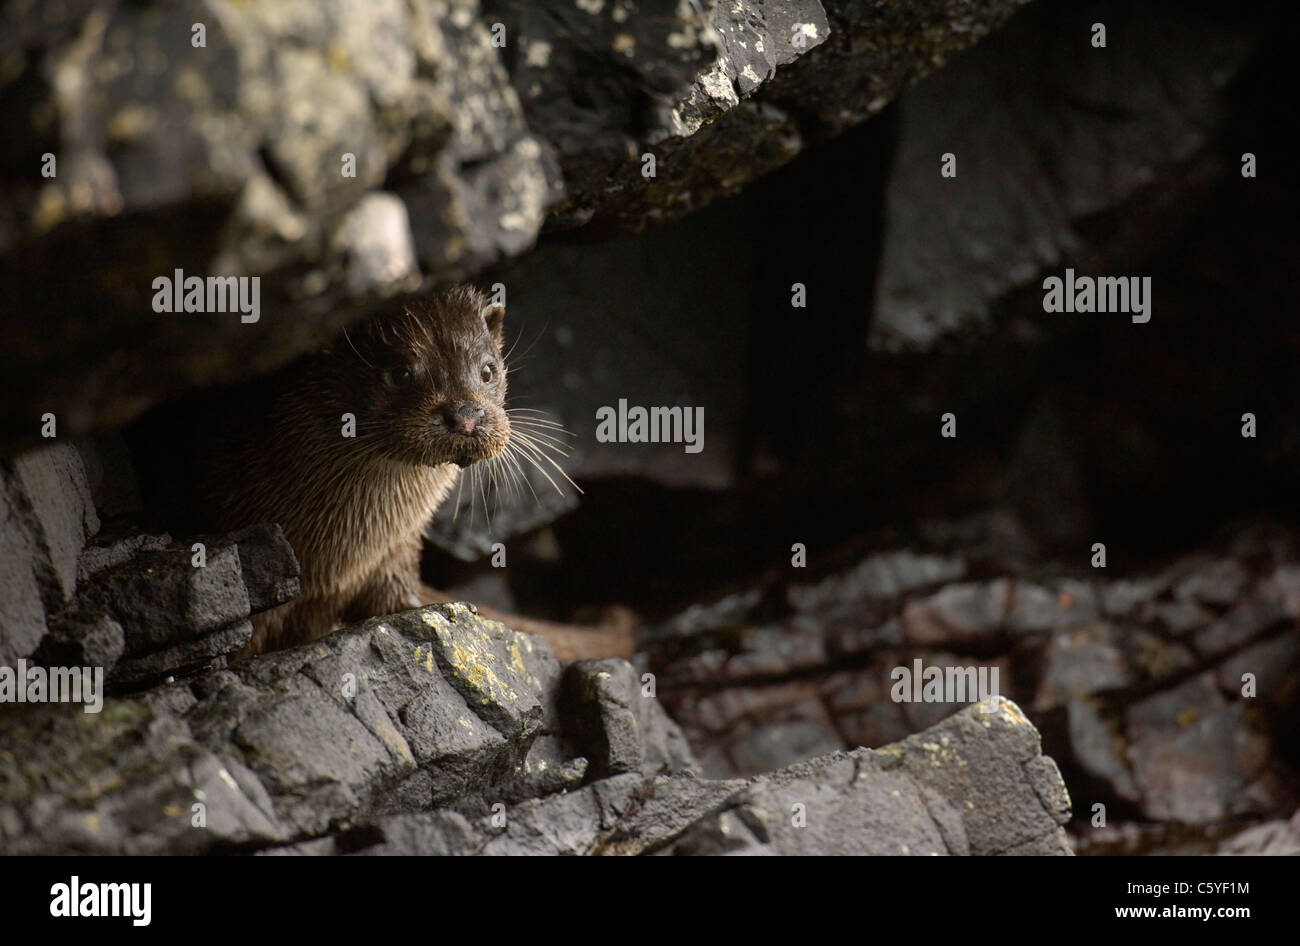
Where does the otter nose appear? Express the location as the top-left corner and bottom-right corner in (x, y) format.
(442, 403), (486, 436)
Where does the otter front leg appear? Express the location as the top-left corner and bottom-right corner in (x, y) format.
(340, 537), (425, 625)
(235, 593), (342, 660)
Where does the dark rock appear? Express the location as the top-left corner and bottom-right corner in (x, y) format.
(44, 524), (296, 684)
(1192, 593), (1287, 659)
(6, 443), (98, 609)
(650, 534), (1300, 839)
(506, 735), (589, 800)
(1, 590), (1071, 855)
(32, 612), (126, 673)
(901, 579), (1010, 647)
(791, 550), (966, 611)
(1127, 628), (1197, 683)
(1215, 631), (1300, 708)
(1152, 599), (1214, 636)
(0, 699), (285, 855)
(1174, 558), (1251, 608)
(1065, 699), (1140, 804)
(1034, 622), (1132, 707)
(869, 0), (1254, 351)
(267, 697), (1070, 856)
(111, 622), (252, 688)
(666, 699), (1070, 856)
(1124, 674), (1280, 823)
(182, 607), (565, 837)
(0, 468), (49, 664)
(93, 544), (248, 647)
(1006, 580), (1100, 635)
(77, 531), (173, 586)
(1, 0), (1040, 454)
(723, 623), (828, 677)
(226, 524), (301, 614)
(0, 0), (558, 453)
(565, 657), (697, 778)
(1216, 809), (1300, 856)
(531, 0), (1032, 234)
(419, 602), (552, 742)
(1100, 578), (1170, 619)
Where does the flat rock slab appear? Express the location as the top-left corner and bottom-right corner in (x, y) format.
(283, 697), (1070, 856)
(0, 584), (1069, 854)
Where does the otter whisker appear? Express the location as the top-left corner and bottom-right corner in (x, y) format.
(511, 432), (583, 494)
(476, 462), (492, 530)
(513, 429), (574, 460)
(508, 427), (573, 452)
(507, 416), (574, 438)
(507, 408), (571, 423)
(501, 445), (541, 504)
(509, 422), (570, 435)
(451, 463), (466, 523)
(509, 416), (572, 432)
(486, 453), (512, 512)
(508, 440), (566, 496)
(500, 451), (528, 502)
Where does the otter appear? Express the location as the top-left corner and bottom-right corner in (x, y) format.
(153, 286), (631, 660)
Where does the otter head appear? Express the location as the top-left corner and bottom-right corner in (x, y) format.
(336, 286), (511, 469)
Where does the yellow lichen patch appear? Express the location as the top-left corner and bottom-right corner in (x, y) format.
(437, 626), (519, 705)
(982, 697), (1029, 727)
(412, 643), (435, 674)
(418, 606), (543, 710)
(918, 739), (965, 769)
(1177, 706), (1200, 727)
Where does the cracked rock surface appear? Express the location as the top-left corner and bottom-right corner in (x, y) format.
(0, 595), (1068, 855)
(644, 519), (1300, 853)
(1, 0), (1033, 453)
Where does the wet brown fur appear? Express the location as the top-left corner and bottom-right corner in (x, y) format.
(189, 286), (630, 659)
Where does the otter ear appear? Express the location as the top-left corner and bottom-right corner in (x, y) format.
(482, 304), (505, 347)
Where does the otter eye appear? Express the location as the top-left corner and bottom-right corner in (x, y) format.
(389, 363), (420, 387)
(481, 361), (496, 384)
